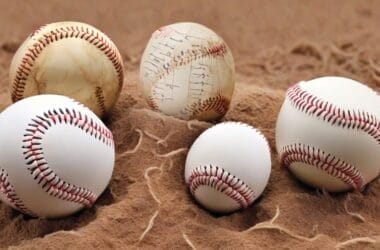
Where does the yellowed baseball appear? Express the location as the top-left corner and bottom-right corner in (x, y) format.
(9, 21), (124, 118)
(140, 22), (235, 121)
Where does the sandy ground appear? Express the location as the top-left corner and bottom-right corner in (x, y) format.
(0, 0), (379, 249)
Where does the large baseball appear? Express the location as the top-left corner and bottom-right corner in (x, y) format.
(140, 22), (235, 121)
(185, 122), (271, 213)
(9, 21), (124, 118)
(0, 95), (115, 218)
(276, 76), (380, 192)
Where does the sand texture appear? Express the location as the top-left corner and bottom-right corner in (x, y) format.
(0, 0), (379, 249)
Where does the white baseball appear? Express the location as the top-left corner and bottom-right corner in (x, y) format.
(185, 122), (271, 213)
(9, 21), (124, 118)
(276, 76), (380, 192)
(0, 95), (115, 218)
(140, 22), (235, 121)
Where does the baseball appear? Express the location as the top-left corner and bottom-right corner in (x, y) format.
(185, 122), (271, 213)
(9, 21), (124, 118)
(0, 95), (115, 218)
(139, 22), (235, 121)
(276, 76), (380, 192)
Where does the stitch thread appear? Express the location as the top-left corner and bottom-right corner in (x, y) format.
(30, 24), (48, 37)
(189, 94), (230, 119)
(187, 165), (255, 209)
(287, 83), (380, 144)
(280, 143), (364, 190)
(146, 95), (159, 111)
(95, 86), (107, 116)
(21, 107), (114, 207)
(150, 42), (228, 83)
(0, 168), (37, 216)
(11, 25), (124, 102)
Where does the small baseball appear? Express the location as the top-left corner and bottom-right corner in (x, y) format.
(185, 122), (271, 213)
(276, 76), (380, 192)
(9, 21), (124, 118)
(140, 22), (235, 121)
(0, 95), (115, 218)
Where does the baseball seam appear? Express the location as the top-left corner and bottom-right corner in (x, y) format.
(287, 83), (380, 144)
(187, 165), (255, 209)
(22, 107), (114, 207)
(155, 42), (228, 81)
(11, 24), (124, 102)
(280, 143), (364, 190)
(95, 86), (107, 116)
(188, 94), (230, 119)
(30, 24), (48, 37)
(0, 168), (38, 217)
(146, 37), (229, 115)
(146, 95), (159, 111)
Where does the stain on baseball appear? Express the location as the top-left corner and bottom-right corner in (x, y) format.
(9, 21), (124, 118)
(185, 122), (271, 213)
(276, 76), (380, 192)
(139, 22), (235, 121)
(0, 95), (115, 218)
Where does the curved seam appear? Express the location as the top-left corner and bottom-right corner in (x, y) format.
(22, 107), (113, 207)
(280, 143), (364, 190)
(188, 165), (255, 209)
(287, 83), (380, 144)
(12, 25), (124, 102)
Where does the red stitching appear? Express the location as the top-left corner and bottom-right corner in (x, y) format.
(30, 24), (48, 37)
(280, 143), (364, 190)
(146, 95), (159, 111)
(187, 165), (255, 209)
(11, 24), (124, 102)
(189, 94), (230, 119)
(153, 42), (228, 82)
(21, 107), (114, 207)
(0, 168), (37, 216)
(95, 86), (106, 116)
(287, 83), (380, 144)
(207, 43), (228, 56)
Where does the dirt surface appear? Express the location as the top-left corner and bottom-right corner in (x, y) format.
(0, 0), (379, 249)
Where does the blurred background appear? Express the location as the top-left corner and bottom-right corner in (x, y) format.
(1, 0), (379, 65)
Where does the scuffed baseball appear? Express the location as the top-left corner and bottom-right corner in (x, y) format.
(0, 95), (115, 218)
(276, 76), (380, 192)
(185, 122), (271, 213)
(140, 22), (235, 121)
(9, 21), (124, 118)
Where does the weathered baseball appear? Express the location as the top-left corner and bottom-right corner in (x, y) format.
(9, 21), (124, 118)
(0, 95), (115, 218)
(140, 22), (235, 121)
(185, 122), (271, 213)
(276, 76), (380, 192)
